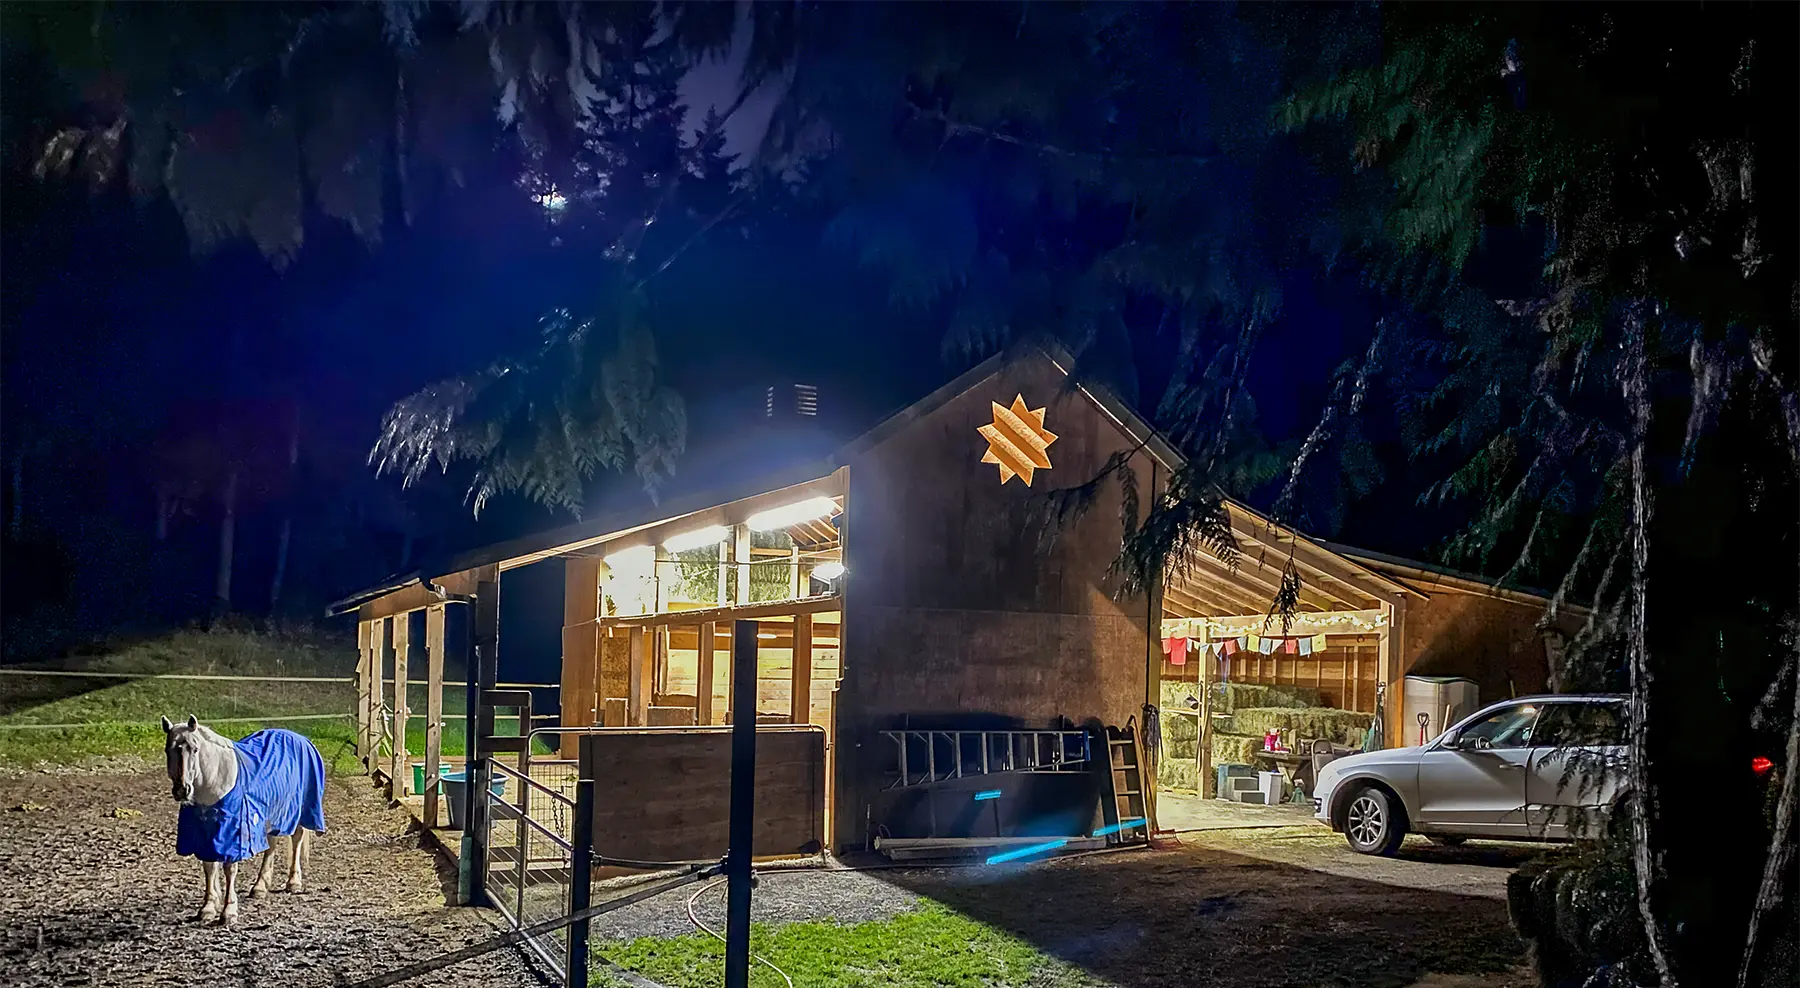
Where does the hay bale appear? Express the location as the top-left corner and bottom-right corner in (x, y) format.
(1228, 706), (1369, 747)
(1217, 682), (1322, 712)
(1159, 679), (1205, 711)
(1163, 710), (1201, 743)
(1212, 732), (1263, 765)
(1159, 757), (1202, 792)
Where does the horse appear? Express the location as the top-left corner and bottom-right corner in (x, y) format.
(161, 715), (328, 925)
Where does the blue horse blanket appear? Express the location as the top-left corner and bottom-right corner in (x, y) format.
(176, 729), (327, 863)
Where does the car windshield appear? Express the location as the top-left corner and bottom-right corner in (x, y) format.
(1453, 704), (1540, 749)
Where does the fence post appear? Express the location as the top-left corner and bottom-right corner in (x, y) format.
(464, 571), (500, 907)
(567, 741), (595, 987)
(725, 619), (759, 988)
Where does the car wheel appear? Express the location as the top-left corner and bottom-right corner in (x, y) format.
(1426, 834), (1467, 847)
(1344, 785), (1407, 856)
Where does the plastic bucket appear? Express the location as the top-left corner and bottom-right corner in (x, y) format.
(441, 769), (506, 831)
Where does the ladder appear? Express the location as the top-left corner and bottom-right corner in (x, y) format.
(1099, 722), (1149, 845)
(881, 729), (1090, 790)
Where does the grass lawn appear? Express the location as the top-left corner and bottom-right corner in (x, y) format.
(594, 903), (1097, 988)
(0, 628), (549, 769)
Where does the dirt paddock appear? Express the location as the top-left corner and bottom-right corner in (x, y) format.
(0, 769), (550, 988)
(2, 767), (1537, 988)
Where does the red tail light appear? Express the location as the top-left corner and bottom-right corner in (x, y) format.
(1751, 756), (1774, 775)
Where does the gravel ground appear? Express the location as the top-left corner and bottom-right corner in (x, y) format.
(0, 769), (552, 988)
(592, 868), (924, 942)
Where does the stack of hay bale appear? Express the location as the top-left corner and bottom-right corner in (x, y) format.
(1157, 680), (1371, 794)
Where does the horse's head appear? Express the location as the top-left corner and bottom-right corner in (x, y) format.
(162, 714), (203, 803)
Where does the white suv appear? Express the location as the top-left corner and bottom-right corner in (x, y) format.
(1312, 695), (1628, 855)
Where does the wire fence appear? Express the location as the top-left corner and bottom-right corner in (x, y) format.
(486, 760), (579, 982)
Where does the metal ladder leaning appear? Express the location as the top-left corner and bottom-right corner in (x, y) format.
(1099, 722), (1149, 845)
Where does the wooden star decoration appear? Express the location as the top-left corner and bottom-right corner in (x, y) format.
(978, 394), (1058, 486)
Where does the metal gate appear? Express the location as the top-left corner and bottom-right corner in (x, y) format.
(483, 758), (580, 981)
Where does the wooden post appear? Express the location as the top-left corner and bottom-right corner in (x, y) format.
(626, 626), (650, 726)
(697, 621), (716, 725)
(790, 614), (812, 724)
(424, 604), (446, 829)
(561, 557), (603, 758)
(1199, 643), (1215, 798)
(733, 524), (752, 605)
(390, 613), (411, 800)
(355, 619), (372, 765)
(716, 541), (729, 606)
(1383, 599), (1408, 746)
(788, 546), (802, 598)
(369, 618), (387, 776)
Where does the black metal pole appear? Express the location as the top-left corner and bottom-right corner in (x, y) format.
(465, 576), (500, 906)
(724, 619), (759, 988)
(566, 743), (596, 986)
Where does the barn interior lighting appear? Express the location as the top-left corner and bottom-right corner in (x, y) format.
(603, 544), (655, 571)
(746, 496), (836, 532)
(757, 632), (778, 640)
(812, 561), (845, 581)
(663, 525), (728, 553)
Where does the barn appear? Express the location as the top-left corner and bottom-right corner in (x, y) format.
(328, 342), (1577, 871)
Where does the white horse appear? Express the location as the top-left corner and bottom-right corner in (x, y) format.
(162, 715), (327, 925)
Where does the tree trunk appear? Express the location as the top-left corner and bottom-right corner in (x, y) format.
(214, 468), (239, 619)
(269, 417), (301, 613)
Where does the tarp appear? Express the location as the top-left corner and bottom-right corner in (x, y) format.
(177, 729), (328, 863)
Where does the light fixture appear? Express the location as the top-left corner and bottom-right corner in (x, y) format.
(603, 544), (655, 570)
(757, 632), (777, 640)
(663, 525), (728, 553)
(746, 496), (836, 532)
(812, 561), (845, 581)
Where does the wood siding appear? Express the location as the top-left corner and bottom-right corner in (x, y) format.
(835, 353), (1159, 851)
(578, 727), (825, 861)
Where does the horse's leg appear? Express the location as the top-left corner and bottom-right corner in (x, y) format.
(251, 846), (275, 897)
(220, 860), (240, 926)
(197, 861), (221, 923)
(285, 829), (308, 893)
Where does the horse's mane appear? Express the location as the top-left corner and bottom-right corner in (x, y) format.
(190, 723), (234, 748)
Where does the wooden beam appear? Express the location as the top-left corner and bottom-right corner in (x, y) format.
(368, 618), (387, 774)
(1229, 518), (1411, 608)
(561, 556), (603, 758)
(424, 604), (446, 829)
(1187, 545), (1355, 612)
(355, 620), (373, 764)
(1381, 599), (1409, 746)
(1166, 569), (1272, 616)
(716, 541), (729, 606)
(598, 593), (843, 629)
(791, 613), (812, 724)
(696, 621), (717, 725)
(627, 626), (650, 726)
(390, 614), (411, 800)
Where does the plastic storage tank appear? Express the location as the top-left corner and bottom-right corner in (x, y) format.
(1403, 676), (1480, 746)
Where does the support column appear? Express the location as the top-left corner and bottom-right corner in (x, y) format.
(389, 613), (411, 801)
(1378, 599), (1408, 748)
(1199, 622), (1216, 798)
(562, 556), (603, 758)
(697, 621), (717, 725)
(424, 604), (446, 828)
(790, 614), (812, 724)
(626, 626), (650, 726)
(355, 619), (373, 765)
(369, 618), (387, 776)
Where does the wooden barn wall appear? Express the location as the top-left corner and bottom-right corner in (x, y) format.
(835, 354), (1157, 851)
(1401, 590), (1570, 705)
(579, 727), (825, 861)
